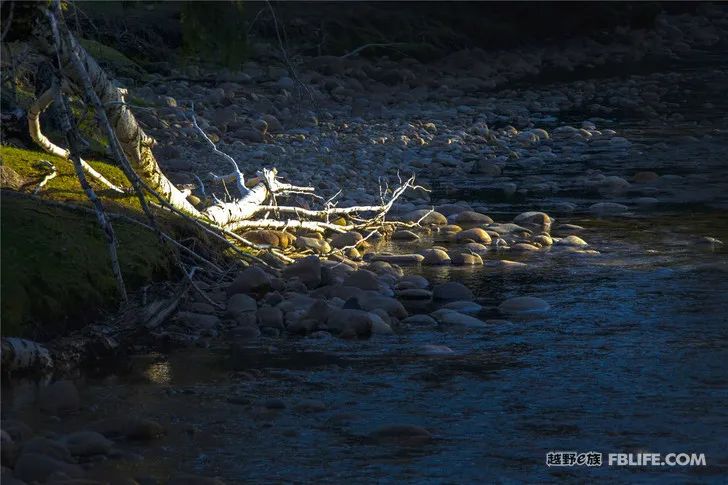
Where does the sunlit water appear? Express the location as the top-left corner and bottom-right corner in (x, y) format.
(3, 60), (728, 483)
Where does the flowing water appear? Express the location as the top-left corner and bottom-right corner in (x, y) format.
(3, 60), (728, 483)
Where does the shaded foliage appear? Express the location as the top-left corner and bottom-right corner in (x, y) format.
(181, 1), (248, 67)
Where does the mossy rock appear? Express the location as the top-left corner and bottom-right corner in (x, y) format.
(0, 146), (194, 338)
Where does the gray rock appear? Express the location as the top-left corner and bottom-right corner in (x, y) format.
(62, 431), (113, 457)
(402, 314), (438, 326)
(510, 243), (540, 252)
(358, 295), (408, 318)
(282, 255), (321, 288)
(442, 301), (482, 314)
(397, 275), (430, 289)
(226, 294), (257, 317)
(392, 229), (420, 241)
(326, 309), (374, 338)
(418, 344), (455, 355)
(396, 288), (432, 300)
(433, 282), (474, 300)
(499, 296), (550, 314)
(455, 228), (492, 244)
(420, 248), (451, 265)
(589, 202), (629, 215)
(227, 266), (272, 296)
(513, 211), (552, 230)
(368, 254), (424, 265)
(451, 211), (493, 224)
(330, 231), (363, 249)
(402, 209), (448, 225)
(343, 269), (380, 291)
(555, 235), (589, 247)
(257, 307), (284, 329)
(431, 309), (487, 327)
(449, 252), (483, 265)
(485, 259), (527, 268)
(294, 236), (331, 254)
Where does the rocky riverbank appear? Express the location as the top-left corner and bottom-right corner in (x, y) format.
(2, 5), (728, 483)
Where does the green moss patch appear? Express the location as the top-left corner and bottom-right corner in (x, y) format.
(0, 146), (183, 338)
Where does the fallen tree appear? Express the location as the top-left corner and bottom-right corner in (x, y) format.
(29, 1), (421, 258)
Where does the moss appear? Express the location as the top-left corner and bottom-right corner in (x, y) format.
(1, 145), (138, 210)
(78, 38), (146, 79)
(0, 146), (183, 338)
(1, 195), (174, 338)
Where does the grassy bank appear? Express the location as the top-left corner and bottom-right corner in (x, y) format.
(1, 146), (178, 338)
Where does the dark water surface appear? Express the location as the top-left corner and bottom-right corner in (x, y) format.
(4, 63), (728, 483)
